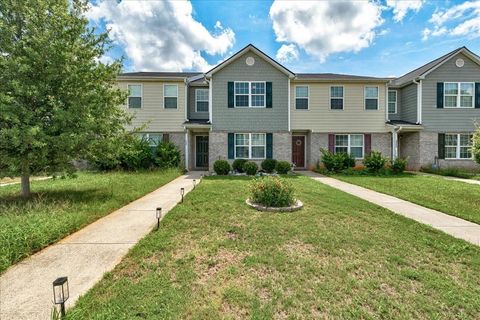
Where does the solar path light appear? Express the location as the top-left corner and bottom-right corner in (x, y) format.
(180, 187), (185, 203)
(52, 276), (69, 318)
(156, 207), (162, 230)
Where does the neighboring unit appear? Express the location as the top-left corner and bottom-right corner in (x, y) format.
(117, 44), (480, 171)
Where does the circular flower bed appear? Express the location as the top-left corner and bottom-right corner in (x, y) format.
(247, 176), (303, 212)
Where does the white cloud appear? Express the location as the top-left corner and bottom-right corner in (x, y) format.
(276, 44), (299, 63)
(386, 0), (424, 22)
(423, 1), (480, 40)
(269, 1), (383, 63)
(87, 1), (235, 71)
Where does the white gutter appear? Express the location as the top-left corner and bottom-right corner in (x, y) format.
(207, 77), (213, 129)
(287, 78), (291, 132)
(413, 79), (422, 124)
(184, 79), (188, 122)
(385, 83), (389, 122)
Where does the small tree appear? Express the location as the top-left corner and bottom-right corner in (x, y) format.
(0, 0), (130, 197)
(473, 127), (480, 165)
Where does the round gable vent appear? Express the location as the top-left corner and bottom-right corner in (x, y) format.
(246, 56), (255, 66)
(456, 58), (464, 68)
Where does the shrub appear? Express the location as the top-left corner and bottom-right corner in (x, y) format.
(390, 158), (407, 174)
(473, 127), (480, 164)
(261, 159), (277, 173)
(275, 161), (291, 174)
(232, 159), (247, 173)
(250, 176), (295, 207)
(243, 161), (258, 175)
(363, 151), (387, 173)
(213, 160), (231, 175)
(320, 149), (355, 173)
(155, 141), (181, 168)
(119, 136), (153, 170)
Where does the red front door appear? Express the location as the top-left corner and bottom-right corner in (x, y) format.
(292, 136), (305, 168)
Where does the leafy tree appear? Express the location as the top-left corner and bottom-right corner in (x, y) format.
(473, 127), (480, 165)
(0, 0), (130, 197)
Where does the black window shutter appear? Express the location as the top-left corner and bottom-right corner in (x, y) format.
(438, 133), (445, 159)
(437, 82), (444, 109)
(266, 82), (272, 108)
(328, 134), (335, 153)
(475, 83), (480, 108)
(364, 134), (372, 155)
(266, 133), (273, 159)
(228, 133), (234, 159)
(228, 82), (234, 108)
(162, 133), (169, 143)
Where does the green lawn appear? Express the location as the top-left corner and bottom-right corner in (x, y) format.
(67, 176), (480, 319)
(334, 173), (480, 225)
(0, 169), (180, 273)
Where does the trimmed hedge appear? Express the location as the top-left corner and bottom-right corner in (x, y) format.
(213, 160), (231, 175)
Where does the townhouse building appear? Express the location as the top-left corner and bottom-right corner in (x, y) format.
(116, 44), (480, 171)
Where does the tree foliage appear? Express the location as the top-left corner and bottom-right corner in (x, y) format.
(0, 0), (130, 196)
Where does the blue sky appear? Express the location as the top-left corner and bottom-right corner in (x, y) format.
(88, 0), (480, 77)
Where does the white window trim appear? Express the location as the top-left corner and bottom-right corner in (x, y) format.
(335, 134), (365, 159)
(139, 132), (162, 147)
(234, 81), (266, 108)
(388, 90), (397, 114)
(330, 85), (345, 110)
(445, 133), (473, 160)
(195, 88), (209, 113)
(127, 83), (143, 108)
(364, 86), (379, 110)
(234, 133), (266, 160)
(163, 84), (178, 109)
(444, 82), (475, 109)
(294, 85), (309, 110)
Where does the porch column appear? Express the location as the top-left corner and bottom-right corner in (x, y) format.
(392, 131), (399, 160)
(185, 131), (189, 171)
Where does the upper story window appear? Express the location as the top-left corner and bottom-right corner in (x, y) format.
(444, 82), (474, 108)
(445, 133), (472, 159)
(330, 86), (344, 110)
(234, 133), (266, 159)
(164, 84), (178, 109)
(388, 90), (397, 114)
(364, 86), (379, 110)
(295, 86), (309, 110)
(235, 82), (265, 108)
(195, 89), (209, 112)
(335, 134), (364, 159)
(127, 84), (142, 108)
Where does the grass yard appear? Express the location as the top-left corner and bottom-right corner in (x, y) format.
(0, 169), (180, 273)
(68, 176), (480, 319)
(334, 173), (480, 225)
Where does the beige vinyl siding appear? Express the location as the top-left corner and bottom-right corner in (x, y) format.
(291, 82), (388, 132)
(117, 80), (186, 132)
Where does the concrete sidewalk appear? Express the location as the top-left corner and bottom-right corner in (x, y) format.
(302, 171), (480, 246)
(408, 171), (480, 186)
(0, 171), (204, 320)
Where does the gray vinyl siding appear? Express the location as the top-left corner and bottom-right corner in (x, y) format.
(188, 86), (209, 120)
(422, 52), (480, 132)
(400, 83), (418, 123)
(388, 88), (401, 121)
(211, 51), (289, 131)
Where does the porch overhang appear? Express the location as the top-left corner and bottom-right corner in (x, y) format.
(183, 119), (212, 130)
(386, 120), (423, 133)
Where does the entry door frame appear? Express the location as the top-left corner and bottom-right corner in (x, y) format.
(292, 134), (307, 169)
(194, 135), (209, 169)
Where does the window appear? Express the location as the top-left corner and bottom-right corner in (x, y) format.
(364, 86), (379, 110)
(234, 82), (265, 108)
(234, 133), (266, 159)
(388, 90), (397, 114)
(335, 134), (364, 159)
(445, 133), (472, 159)
(138, 133), (162, 147)
(330, 86), (344, 110)
(295, 86), (309, 109)
(195, 89), (209, 112)
(164, 84), (178, 109)
(444, 82), (474, 108)
(127, 84), (142, 108)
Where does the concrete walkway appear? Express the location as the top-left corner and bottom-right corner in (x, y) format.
(302, 171), (480, 246)
(0, 176), (51, 187)
(0, 171), (204, 320)
(408, 171), (480, 186)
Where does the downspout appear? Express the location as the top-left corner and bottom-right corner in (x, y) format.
(184, 79), (189, 171)
(288, 77), (291, 132)
(413, 79), (422, 124)
(206, 77), (213, 130)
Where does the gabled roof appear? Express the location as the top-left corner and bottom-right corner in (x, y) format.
(205, 44), (295, 78)
(118, 72), (202, 80)
(295, 73), (391, 82)
(391, 47), (480, 87)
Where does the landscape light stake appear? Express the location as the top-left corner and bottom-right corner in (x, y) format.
(156, 207), (162, 230)
(180, 188), (185, 203)
(193, 179), (196, 189)
(52, 277), (69, 319)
